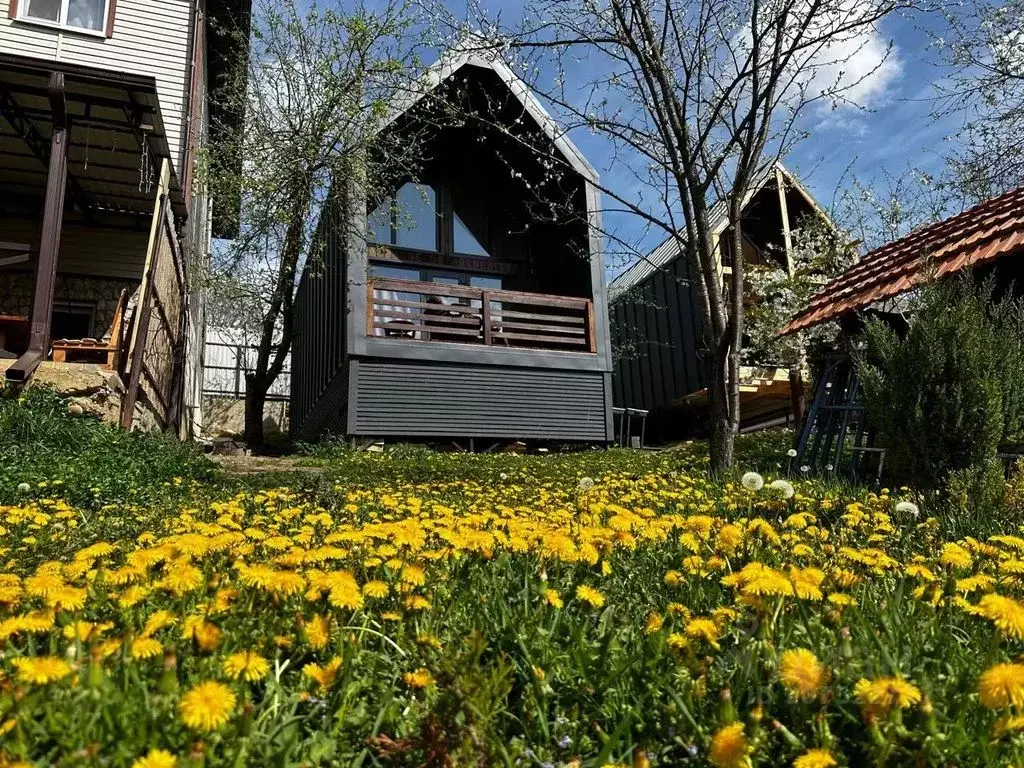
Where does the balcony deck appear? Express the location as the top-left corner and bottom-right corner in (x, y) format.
(367, 278), (597, 354)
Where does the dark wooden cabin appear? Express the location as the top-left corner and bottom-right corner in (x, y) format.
(608, 164), (827, 441)
(289, 52), (614, 445)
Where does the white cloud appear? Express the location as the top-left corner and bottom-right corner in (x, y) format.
(732, 0), (902, 116)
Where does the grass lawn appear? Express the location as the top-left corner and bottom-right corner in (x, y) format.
(3, 391), (1024, 766)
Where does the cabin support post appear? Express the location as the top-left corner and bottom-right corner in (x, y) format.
(6, 72), (69, 384)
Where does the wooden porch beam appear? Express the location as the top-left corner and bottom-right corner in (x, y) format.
(5, 73), (70, 384)
(0, 78), (96, 217)
(776, 165), (794, 277)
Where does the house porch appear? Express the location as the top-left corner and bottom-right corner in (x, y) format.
(0, 53), (188, 431)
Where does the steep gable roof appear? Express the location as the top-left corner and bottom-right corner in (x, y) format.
(607, 162), (820, 300)
(780, 185), (1024, 335)
(382, 44), (598, 184)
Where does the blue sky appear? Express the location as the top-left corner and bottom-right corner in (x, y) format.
(433, 2), (964, 261)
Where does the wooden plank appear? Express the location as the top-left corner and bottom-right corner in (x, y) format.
(372, 321), (480, 338)
(776, 166), (794, 276)
(371, 308), (481, 326)
(482, 291), (493, 346)
(370, 297), (481, 315)
(374, 277), (591, 310)
(586, 299), (597, 353)
(493, 308), (585, 324)
(120, 158), (170, 429)
(495, 320), (586, 335)
(493, 331), (588, 346)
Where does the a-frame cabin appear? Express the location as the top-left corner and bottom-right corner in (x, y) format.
(289, 50), (614, 446)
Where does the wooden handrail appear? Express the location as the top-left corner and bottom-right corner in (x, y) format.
(373, 277), (592, 311)
(368, 277), (596, 353)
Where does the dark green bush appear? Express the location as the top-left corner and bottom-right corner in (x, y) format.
(858, 276), (1024, 490)
(0, 387), (213, 506)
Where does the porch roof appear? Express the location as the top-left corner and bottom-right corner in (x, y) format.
(780, 185), (1024, 336)
(0, 53), (184, 219)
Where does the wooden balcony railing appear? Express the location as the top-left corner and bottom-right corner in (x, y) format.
(367, 278), (596, 353)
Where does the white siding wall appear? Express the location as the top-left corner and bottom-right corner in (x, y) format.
(0, 0), (194, 176)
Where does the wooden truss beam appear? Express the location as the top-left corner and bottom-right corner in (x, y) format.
(0, 79), (96, 216)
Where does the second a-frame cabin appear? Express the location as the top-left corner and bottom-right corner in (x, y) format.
(289, 50), (614, 446)
(608, 164), (831, 441)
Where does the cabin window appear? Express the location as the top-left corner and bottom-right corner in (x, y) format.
(369, 183), (439, 252)
(368, 182), (491, 258)
(454, 212), (489, 257)
(19, 0), (108, 32)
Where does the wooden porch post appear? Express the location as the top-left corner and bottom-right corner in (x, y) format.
(6, 72), (69, 383)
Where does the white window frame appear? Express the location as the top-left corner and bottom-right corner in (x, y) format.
(17, 0), (110, 37)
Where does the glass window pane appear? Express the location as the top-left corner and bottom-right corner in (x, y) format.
(23, 0), (60, 21)
(370, 264), (420, 281)
(454, 213), (489, 257)
(394, 183), (438, 251)
(66, 0), (105, 30)
(368, 197), (393, 245)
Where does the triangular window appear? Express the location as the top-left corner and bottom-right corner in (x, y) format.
(454, 213), (489, 257)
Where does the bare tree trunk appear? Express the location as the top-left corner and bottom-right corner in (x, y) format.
(244, 374), (268, 447)
(707, 348), (735, 473)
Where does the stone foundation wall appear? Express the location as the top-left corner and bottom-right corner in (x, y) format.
(202, 395), (290, 440)
(0, 272), (139, 337)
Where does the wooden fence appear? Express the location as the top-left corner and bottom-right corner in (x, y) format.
(120, 160), (188, 431)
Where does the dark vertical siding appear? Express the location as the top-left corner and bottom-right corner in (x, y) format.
(610, 252), (706, 411)
(350, 360), (611, 442)
(292, 360), (349, 441)
(290, 190), (348, 437)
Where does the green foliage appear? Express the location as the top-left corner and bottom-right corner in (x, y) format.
(858, 276), (1024, 490)
(0, 387), (212, 507)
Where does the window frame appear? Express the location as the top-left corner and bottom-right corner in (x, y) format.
(11, 0), (114, 38)
(368, 181), (490, 260)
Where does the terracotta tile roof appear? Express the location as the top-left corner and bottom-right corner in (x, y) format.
(780, 185), (1024, 335)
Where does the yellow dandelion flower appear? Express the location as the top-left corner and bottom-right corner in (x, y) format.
(853, 676), (922, 717)
(131, 749), (177, 768)
(708, 723), (750, 768)
(976, 594), (1024, 640)
(302, 657), (343, 690)
(645, 612), (664, 634)
(304, 614), (331, 650)
(362, 580), (389, 598)
(223, 651), (270, 682)
(400, 564), (426, 586)
(161, 563), (204, 596)
(979, 663), (1024, 709)
(940, 543), (973, 570)
(10, 655), (73, 685)
(667, 633), (689, 652)
(129, 637), (164, 661)
(403, 667), (434, 689)
(778, 649), (827, 699)
(178, 681), (236, 731)
(545, 589), (563, 609)
(793, 749), (837, 768)
(404, 594), (431, 611)
(575, 585), (606, 608)
(685, 617), (720, 649)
